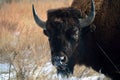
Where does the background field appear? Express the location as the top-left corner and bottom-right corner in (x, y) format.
(0, 0), (109, 80)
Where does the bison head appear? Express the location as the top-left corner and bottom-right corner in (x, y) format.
(32, 0), (95, 77)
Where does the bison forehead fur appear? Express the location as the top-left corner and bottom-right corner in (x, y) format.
(46, 8), (80, 26)
(47, 7), (83, 19)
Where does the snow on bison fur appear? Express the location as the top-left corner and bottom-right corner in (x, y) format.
(33, 0), (120, 80)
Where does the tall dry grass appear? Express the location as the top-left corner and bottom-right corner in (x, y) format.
(0, 0), (72, 62)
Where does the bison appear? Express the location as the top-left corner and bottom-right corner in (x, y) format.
(32, 0), (120, 79)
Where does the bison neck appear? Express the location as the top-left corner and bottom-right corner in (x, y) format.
(72, 27), (103, 71)
(71, 27), (120, 79)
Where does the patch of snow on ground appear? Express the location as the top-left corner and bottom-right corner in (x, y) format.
(0, 63), (10, 72)
(39, 62), (53, 75)
(0, 63), (16, 80)
(0, 62), (105, 80)
(36, 61), (105, 80)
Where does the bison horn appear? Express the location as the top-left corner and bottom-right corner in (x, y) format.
(79, 0), (95, 28)
(32, 4), (46, 30)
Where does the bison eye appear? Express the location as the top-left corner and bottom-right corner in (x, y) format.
(71, 29), (79, 40)
(65, 27), (79, 41)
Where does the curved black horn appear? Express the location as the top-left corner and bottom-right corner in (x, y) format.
(79, 0), (95, 28)
(32, 4), (46, 30)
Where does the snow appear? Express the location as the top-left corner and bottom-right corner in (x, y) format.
(0, 63), (16, 80)
(0, 62), (105, 80)
(39, 62), (53, 75)
(0, 63), (10, 72)
(35, 61), (105, 80)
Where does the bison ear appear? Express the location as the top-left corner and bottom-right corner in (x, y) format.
(32, 4), (46, 30)
(79, 0), (95, 28)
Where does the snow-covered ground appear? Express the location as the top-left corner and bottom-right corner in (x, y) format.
(0, 63), (16, 80)
(0, 63), (10, 72)
(35, 61), (105, 80)
(0, 62), (105, 80)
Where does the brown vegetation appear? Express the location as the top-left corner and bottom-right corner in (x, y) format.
(0, 0), (73, 80)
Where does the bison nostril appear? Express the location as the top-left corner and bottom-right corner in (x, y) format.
(60, 56), (68, 64)
(60, 56), (66, 62)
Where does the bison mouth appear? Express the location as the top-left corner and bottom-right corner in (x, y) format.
(56, 64), (73, 77)
(51, 53), (74, 77)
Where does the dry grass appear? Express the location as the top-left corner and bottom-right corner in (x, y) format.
(0, 0), (72, 63)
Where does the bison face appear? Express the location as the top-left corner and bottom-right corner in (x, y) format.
(44, 17), (80, 76)
(32, 0), (95, 77)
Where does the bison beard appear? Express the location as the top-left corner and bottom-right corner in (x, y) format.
(56, 63), (73, 77)
(32, 0), (120, 79)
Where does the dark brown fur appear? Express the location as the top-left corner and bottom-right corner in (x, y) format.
(45, 7), (120, 79)
(71, 0), (120, 79)
(72, 0), (120, 46)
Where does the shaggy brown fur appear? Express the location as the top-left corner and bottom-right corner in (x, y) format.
(72, 0), (120, 43)
(72, 0), (120, 79)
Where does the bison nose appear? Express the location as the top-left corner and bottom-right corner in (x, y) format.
(52, 56), (61, 66)
(60, 55), (68, 64)
(52, 55), (68, 67)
